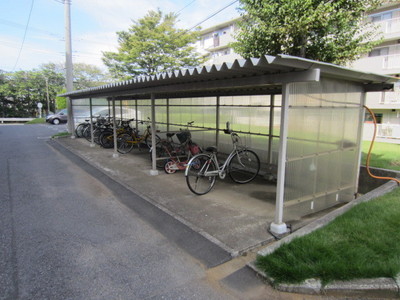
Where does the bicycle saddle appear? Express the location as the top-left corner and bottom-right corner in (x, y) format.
(205, 146), (217, 153)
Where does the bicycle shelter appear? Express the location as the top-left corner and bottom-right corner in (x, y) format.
(60, 54), (397, 235)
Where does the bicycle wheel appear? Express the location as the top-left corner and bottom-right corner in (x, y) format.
(83, 126), (92, 142)
(164, 160), (177, 174)
(117, 134), (134, 154)
(99, 130), (114, 148)
(228, 150), (260, 184)
(75, 123), (86, 138)
(150, 142), (169, 169)
(145, 134), (161, 148)
(186, 154), (217, 195)
(93, 128), (102, 145)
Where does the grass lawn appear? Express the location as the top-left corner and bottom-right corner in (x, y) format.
(25, 118), (46, 124)
(361, 141), (400, 171)
(52, 131), (71, 138)
(256, 187), (400, 285)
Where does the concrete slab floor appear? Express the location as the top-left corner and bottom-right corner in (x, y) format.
(53, 137), (336, 256)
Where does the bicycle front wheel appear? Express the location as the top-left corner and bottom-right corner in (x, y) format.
(75, 123), (86, 138)
(117, 134), (134, 154)
(185, 154), (217, 195)
(228, 150), (260, 184)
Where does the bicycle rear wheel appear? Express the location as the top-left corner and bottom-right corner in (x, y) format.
(145, 134), (161, 148)
(228, 150), (260, 184)
(99, 130), (114, 148)
(186, 154), (217, 195)
(117, 134), (134, 154)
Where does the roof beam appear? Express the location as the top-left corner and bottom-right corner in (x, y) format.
(81, 69), (320, 100)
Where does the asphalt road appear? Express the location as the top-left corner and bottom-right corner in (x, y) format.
(0, 124), (336, 300)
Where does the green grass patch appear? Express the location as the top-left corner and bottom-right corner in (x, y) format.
(361, 141), (400, 171)
(25, 118), (45, 124)
(256, 188), (400, 285)
(52, 131), (71, 138)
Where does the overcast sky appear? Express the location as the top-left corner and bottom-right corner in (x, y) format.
(0, 0), (240, 72)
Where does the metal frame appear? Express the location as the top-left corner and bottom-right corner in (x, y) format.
(61, 55), (397, 235)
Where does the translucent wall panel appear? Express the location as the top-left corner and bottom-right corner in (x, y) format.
(168, 98), (217, 147)
(71, 98), (110, 125)
(218, 95), (274, 162)
(284, 78), (363, 220)
(102, 95), (282, 170)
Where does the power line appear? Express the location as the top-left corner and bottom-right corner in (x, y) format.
(12, 0), (35, 71)
(176, 0), (197, 15)
(187, 0), (238, 31)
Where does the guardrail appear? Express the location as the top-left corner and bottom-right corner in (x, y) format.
(0, 118), (34, 123)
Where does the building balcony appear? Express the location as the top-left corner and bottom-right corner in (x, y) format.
(351, 54), (400, 75)
(363, 123), (400, 143)
(373, 17), (400, 41)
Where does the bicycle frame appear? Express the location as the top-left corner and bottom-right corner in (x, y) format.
(185, 131), (245, 179)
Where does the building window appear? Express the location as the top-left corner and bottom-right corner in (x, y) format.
(369, 47), (389, 57)
(371, 11), (393, 22)
(365, 112), (383, 123)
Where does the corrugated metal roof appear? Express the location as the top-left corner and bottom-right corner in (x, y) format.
(60, 54), (398, 100)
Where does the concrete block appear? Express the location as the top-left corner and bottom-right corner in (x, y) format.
(323, 277), (399, 298)
(276, 278), (322, 295)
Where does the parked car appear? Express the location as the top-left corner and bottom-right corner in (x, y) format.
(46, 109), (68, 125)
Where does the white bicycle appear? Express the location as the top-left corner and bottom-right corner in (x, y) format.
(185, 123), (260, 195)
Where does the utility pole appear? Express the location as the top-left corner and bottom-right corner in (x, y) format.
(65, 0), (74, 133)
(44, 76), (50, 113)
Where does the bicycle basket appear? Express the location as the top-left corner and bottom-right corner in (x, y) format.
(176, 131), (190, 144)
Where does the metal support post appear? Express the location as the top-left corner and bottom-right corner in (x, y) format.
(89, 97), (95, 147)
(166, 98), (170, 133)
(216, 96), (220, 147)
(112, 98), (119, 158)
(64, 0), (74, 134)
(69, 97), (76, 139)
(135, 100), (138, 129)
(120, 100), (123, 122)
(267, 94), (275, 164)
(270, 84), (290, 235)
(355, 91), (367, 197)
(150, 94), (159, 175)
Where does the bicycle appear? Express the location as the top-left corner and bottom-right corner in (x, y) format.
(162, 122), (202, 174)
(98, 119), (133, 149)
(117, 118), (161, 154)
(185, 123), (260, 195)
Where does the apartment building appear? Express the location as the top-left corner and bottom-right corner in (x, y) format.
(195, 17), (241, 65)
(351, 1), (400, 143)
(196, 3), (400, 143)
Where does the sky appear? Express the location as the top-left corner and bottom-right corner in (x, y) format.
(0, 0), (240, 72)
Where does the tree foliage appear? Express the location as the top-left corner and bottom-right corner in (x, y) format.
(0, 62), (111, 117)
(232, 0), (384, 65)
(73, 63), (112, 90)
(103, 9), (204, 79)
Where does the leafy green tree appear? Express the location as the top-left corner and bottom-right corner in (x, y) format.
(232, 0), (383, 65)
(73, 63), (112, 90)
(55, 88), (67, 110)
(103, 9), (204, 79)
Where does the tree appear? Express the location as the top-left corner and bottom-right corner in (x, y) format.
(55, 88), (67, 110)
(232, 0), (383, 65)
(73, 63), (112, 90)
(103, 9), (204, 79)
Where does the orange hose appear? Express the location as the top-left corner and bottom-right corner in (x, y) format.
(363, 105), (400, 185)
